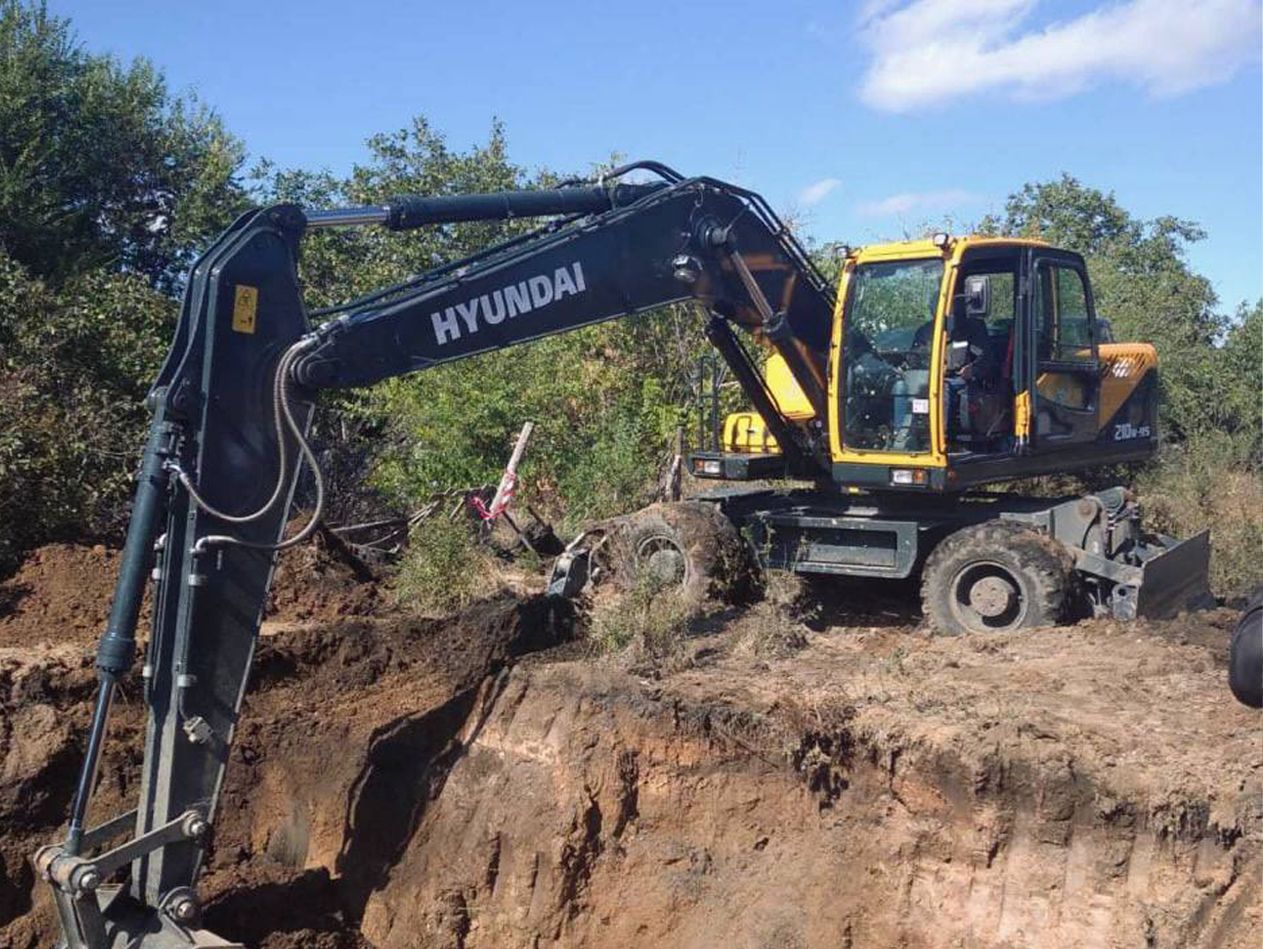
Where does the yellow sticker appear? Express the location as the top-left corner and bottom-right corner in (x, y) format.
(232, 285), (258, 334)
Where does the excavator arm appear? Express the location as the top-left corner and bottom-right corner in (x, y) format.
(39, 162), (836, 948)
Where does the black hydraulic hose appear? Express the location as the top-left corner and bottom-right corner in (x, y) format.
(169, 343), (302, 525)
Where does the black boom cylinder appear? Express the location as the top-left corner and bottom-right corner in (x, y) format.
(384, 181), (664, 231)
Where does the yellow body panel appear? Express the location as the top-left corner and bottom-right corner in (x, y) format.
(1014, 390), (1031, 440)
(765, 352), (814, 420)
(1097, 342), (1157, 423)
(723, 412), (780, 454)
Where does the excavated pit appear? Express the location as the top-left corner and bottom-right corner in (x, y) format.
(1, 545), (1259, 948)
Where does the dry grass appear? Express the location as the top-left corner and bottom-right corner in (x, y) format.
(588, 578), (695, 661)
(1137, 439), (1263, 600)
(392, 515), (502, 613)
(729, 601), (809, 659)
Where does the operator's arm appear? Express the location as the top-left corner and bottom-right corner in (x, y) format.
(952, 317), (996, 382)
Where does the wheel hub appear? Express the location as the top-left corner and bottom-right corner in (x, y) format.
(948, 561), (1026, 632)
(968, 575), (1018, 618)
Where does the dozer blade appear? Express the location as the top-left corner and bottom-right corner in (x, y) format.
(1134, 529), (1213, 619)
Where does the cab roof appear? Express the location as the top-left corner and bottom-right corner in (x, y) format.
(851, 235), (1052, 263)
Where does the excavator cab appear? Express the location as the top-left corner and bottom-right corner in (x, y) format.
(708, 235), (1161, 492)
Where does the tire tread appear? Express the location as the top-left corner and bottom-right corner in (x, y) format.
(921, 520), (1073, 635)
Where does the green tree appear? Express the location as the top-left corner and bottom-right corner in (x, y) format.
(0, 1), (247, 286)
(1216, 299), (1263, 459)
(0, 0), (244, 571)
(0, 251), (174, 569)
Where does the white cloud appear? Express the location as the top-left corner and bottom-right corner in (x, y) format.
(858, 0), (1262, 111)
(857, 189), (979, 217)
(798, 177), (842, 206)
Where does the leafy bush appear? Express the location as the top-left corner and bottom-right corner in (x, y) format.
(0, 1), (244, 574)
(0, 252), (175, 572)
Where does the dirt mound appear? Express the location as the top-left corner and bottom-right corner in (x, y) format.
(0, 544), (145, 648)
(265, 533), (386, 625)
(0, 593), (577, 949)
(0, 535), (388, 651)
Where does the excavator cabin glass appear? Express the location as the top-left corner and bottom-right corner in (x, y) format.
(840, 258), (943, 454)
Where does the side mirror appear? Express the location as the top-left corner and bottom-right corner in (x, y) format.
(964, 274), (990, 318)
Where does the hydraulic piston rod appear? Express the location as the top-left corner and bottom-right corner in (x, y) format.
(304, 182), (666, 232)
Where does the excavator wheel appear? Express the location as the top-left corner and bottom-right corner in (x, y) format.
(616, 501), (752, 610)
(921, 521), (1074, 635)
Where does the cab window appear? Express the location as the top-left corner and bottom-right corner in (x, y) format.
(1033, 261), (1096, 412)
(841, 258), (943, 453)
(1034, 263), (1095, 362)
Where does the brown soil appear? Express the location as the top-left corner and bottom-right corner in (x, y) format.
(0, 545), (1258, 948)
(265, 532), (388, 625)
(0, 544), (144, 648)
(0, 538), (384, 650)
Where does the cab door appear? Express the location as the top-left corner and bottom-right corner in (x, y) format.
(1020, 250), (1101, 450)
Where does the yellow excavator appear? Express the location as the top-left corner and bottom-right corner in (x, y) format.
(39, 161), (1210, 947)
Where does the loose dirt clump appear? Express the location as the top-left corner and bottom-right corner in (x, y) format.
(265, 531), (386, 625)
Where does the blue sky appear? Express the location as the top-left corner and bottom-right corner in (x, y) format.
(54, 0), (1262, 310)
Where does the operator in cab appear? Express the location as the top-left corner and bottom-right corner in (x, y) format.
(946, 274), (1007, 449)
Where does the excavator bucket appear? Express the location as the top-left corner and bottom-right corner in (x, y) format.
(1133, 529), (1213, 619)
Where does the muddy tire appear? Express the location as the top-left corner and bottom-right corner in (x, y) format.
(616, 501), (750, 610)
(921, 521), (1074, 635)
(1229, 589), (1262, 709)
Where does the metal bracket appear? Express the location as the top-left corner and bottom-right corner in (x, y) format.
(182, 715), (215, 746)
(39, 809), (209, 893)
(37, 809), (209, 949)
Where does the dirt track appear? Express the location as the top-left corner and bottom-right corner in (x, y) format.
(1, 546), (1258, 948)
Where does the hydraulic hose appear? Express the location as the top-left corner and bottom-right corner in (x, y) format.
(171, 337), (326, 552)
